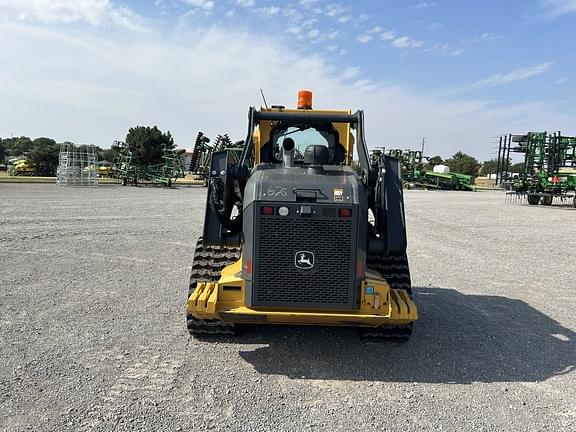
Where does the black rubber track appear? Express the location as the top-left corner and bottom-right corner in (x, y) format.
(362, 251), (414, 342)
(187, 237), (241, 336)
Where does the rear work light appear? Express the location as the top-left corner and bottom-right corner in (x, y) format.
(261, 206), (274, 215)
(339, 208), (352, 218)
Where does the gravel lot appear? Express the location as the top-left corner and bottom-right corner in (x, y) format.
(1, 184), (575, 432)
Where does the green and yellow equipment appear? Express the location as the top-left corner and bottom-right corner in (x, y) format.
(497, 132), (576, 207)
(186, 90), (417, 341)
(380, 149), (476, 191)
(8, 158), (35, 176)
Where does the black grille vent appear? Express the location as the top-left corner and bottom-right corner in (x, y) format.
(253, 213), (355, 309)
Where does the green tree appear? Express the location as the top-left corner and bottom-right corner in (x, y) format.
(509, 162), (525, 174)
(444, 151), (481, 176)
(98, 147), (116, 162)
(125, 126), (174, 166)
(480, 159), (499, 175)
(33, 137), (57, 148)
(2, 136), (33, 157)
(0, 139), (5, 163)
(27, 137), (59, 176)
(425, 155), (443, 170)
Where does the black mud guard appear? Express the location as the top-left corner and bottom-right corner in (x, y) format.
(384, 155), (407, 253)
(372, 155), (407, 254)
(202, 149), (241, 247)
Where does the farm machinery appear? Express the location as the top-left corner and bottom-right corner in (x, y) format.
(186, 90), (417, 341)
(375, 149), (476, 191)
(188, 132), (244, 185)
(112, 141), (184, 187)
(496, 132), (576, 207)
(7, 158), (35, 176)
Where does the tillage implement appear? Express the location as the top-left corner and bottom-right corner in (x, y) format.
(186, 90), (417, 341)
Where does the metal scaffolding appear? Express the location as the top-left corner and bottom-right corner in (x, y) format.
(56, 143), (99, 186)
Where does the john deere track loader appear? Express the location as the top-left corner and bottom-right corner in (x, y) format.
(186, 90), (417, 341)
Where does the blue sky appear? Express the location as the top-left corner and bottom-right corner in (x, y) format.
(1, 0), (575, 160)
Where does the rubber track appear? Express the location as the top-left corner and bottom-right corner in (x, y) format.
(187, 238), (241, 336)
(363, 251), (414, 342)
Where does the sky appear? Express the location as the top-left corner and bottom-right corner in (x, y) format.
(1, 0), (575, 160)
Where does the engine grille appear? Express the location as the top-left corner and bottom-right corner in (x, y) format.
(253, 212), (356, 309)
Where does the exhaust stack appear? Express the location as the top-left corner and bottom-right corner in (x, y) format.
(282, 138), (295, 168)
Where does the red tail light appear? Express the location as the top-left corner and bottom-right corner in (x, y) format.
(356, 261), (364, 277)
(261, 206), (274, 215)
(244, 258), (252, 275)
(339, 208), (352, 217)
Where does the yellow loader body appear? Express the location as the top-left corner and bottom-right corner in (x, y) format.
(187, 258), (417, 328)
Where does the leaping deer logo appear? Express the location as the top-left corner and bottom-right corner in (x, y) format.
(295, 251), (315, 269)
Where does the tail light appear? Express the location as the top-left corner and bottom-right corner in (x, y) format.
(244, 258), (252, 275)
(339, 208), (352, 217)
(261, 206), (274, 215)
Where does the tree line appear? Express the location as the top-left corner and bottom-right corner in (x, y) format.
(425, 152), (523, 176)
(0, 136), (116, 176)
(0, 126), (175, 176)
(1, 129), (517, 177)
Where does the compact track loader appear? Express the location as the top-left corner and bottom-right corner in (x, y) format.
(186, 90), (417, 341)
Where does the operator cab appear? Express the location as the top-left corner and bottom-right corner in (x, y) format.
(263, 123), (345, 165)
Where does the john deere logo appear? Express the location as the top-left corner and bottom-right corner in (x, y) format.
(295, 251), (315, 269)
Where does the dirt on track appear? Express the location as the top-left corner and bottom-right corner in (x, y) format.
(0, 184), (575, 432)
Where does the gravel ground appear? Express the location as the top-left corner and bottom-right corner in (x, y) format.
(0, 184), (575, 432)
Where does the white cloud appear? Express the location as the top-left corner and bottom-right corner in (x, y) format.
(479, 32), (500, 42)
(236, 0), (255, 7)
(354, 13), (370, 25)
(285, 25), (301, 35)
(466, 32), (501, 43)
(540, 0), (576, 17)
(356, 34), (373, 44)
(380, 31), (396, 41)
(410, 1), (438, 10)
(307, 28), (320, 39)
(391, 36), (423, 49)
(1, 22), (573, 161)
(349, 25), (426, 51)
(301, 18), (318, 27)
(340, 66), (360, 80)
(325, 3), (347, 18)
(258, 6), (280, 16)
(0, 0), (146, 31)
(552, 77), (567, 85)
(472, 63), (553, 89)
(282, 8), (302, 23)
(325, 30), (338, 40)
(430, 43), (464, 56)
(183, 0), (214, 11)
